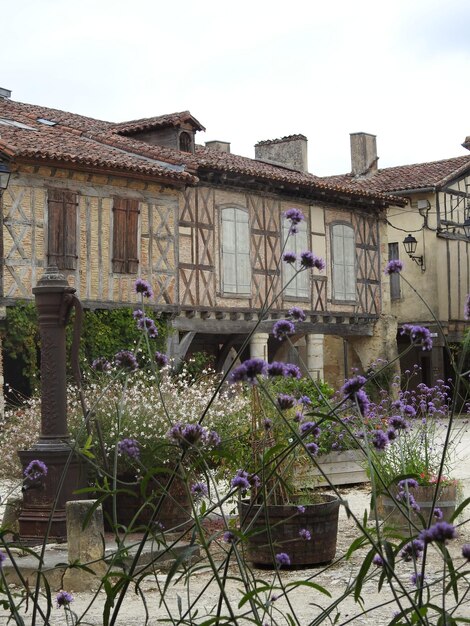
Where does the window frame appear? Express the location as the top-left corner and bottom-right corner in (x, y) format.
(330, 222), (357, 303)
(220, 206), (251, 296)
(47, 188), (78, 271)
(112, 197), (140, 274)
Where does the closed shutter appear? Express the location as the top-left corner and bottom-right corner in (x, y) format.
(112, 198), (140, 274)
(283, 218), (309, 298)
(222, 208), (250, 294)
(332, 224), (356, 301)
(47, 189), (78, 270)
(388, 242), (401, 300)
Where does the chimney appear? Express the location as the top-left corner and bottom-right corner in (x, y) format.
(205, 140), (231, 153)
(255, 134), (308, 172)
(350, 132), (378, 176)
(0, 88), (12, 99)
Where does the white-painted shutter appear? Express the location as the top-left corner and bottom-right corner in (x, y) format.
(332, 224), (356, 301)
(283, 218), (309, 298)
(222, 208), (250, 294)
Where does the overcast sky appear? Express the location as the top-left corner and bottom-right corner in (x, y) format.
(2, 0), (469, 175)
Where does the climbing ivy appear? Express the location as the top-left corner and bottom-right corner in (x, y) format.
(3, 303), (169, 397)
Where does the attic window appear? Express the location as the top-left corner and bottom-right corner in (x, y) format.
(179, 131), (192, 152)
(0, 118), (36, 130)
(37, 118), (57, 126)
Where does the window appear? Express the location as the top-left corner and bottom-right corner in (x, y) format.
(221, 207), (250, 294)
(179, 131), (192, 152)
(331, 223), (356, 301)
(47, 188), (78, 270)
(112, 198), (140, 274)
(388, 242), (401, 300)
(283, 218), (309, 298)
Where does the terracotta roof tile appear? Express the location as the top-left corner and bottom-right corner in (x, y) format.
(0, 98), (405, 206)
(113, 111), (205, 134)
(323, 155), (470, 193)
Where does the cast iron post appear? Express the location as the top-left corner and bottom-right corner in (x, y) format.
(18, 266), (85, 544)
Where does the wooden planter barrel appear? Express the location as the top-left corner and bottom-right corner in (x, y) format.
(378, 483), (457, 529)
(239, 495), (340, 567)
(103, 473), (193, 533)
(293, 450), (368, 487)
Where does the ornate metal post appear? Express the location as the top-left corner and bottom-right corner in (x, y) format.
(18, 266), (85, 544)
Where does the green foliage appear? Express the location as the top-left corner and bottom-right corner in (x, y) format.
(267, 375), (333, 405)
(3, 302), (40, 392)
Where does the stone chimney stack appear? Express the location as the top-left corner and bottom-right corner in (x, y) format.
(350, 132), (378, 177)
(255, 134), (308, 172)
(205, 140), (231, 153)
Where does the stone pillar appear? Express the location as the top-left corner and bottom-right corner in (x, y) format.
(250, 332), (269, 360)
(63, 500), (107, 591)
(306, 333), (324, 380)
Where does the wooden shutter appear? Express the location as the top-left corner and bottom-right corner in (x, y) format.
(332, 224), (356, 301)
(388, 242), (401, 300)
(112, 198), (140, 274)
(221, 208), (250, 294)
(283, 218), (309, 298)
(47, 189), (78, 270)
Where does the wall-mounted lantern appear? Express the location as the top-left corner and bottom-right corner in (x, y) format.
(403, 234), (425, 271)
(0, 162), (11, 191)
(463, 201), (470, 239)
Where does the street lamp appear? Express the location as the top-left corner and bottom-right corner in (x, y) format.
(402, 234), (425, 271)
(0, 162), (11, 191)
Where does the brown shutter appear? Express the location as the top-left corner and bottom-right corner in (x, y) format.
(112, 198), (140, 274)
(47, 189), (78, 270)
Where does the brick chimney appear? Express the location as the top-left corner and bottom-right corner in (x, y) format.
(255, 134), (308, 172)
(205, 140), (231, 153)
(350, 132), (378, 176)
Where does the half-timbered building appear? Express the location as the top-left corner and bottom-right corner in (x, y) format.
(0, 91), (405, 399)
(325, 132), (470, 384)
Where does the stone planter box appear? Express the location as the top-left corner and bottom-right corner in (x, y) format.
(293, 450), (368, 488)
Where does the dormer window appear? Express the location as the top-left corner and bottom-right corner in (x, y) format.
(179, 131), (192, 152)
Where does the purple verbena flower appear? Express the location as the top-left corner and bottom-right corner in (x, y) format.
(114, 350), (138, 371)
(284, 208), (305, 226)
(132, 309), (144, 320)
(462, 544), (470, 560)
(191, 482), (208, 499)
(231, 469), (251, 491)
(24, 460), (48, 481)
(306, 442), (319, 455)
(273, 319), (295, 340)
(401, 324), (433, 351)
(56, 590), (74, 608)
(341, 375), (366, 398)
(465, 294), (470, 320)
(134, 278), (153, 299)
(299, 528), (311, 541)
(386, 428), (397, 441)
(298, 395), (311, 405)
(167, 422), (210, 450)
(296, 505), (306, 513)
(206, 430), (221, 448)
(410, 573), (426, 588)
(300, 251), (325, 270)
(398, 478), (419, 490)
(223, 531), (235, 543)
(433, 507), (443, 520)
(284, 363), (302, 379)
(263, 418), (273, 430)
(299, 421), (321, 437)
(154, 351), (169, 368)
(402, 405), (416, 417)
(288, 306), (306, 322)
(400, 539), (424, 562)
(91, 357), (111, 373)
(0, 552), (6, 567)
(384, 259), (404, 275)
(230, 359), (267, 384)
(137, 316), (159, 338)
(118, 438), (140, 459)
(389, 415), (409, 430)
(356, 389), (370, 416)
(420, 521), (457, 544)
(283, 251), (297, 264)
(372, 554), (384, 566)
(266, 361), (286, 377)
(277, 394), (296, 410)
(372, 430), (388, 451)
(275, 552), (291, 567)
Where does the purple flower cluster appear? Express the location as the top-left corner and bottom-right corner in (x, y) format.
(0, 552), (6, 567)
(167, 422), (220, 450)
(462, 544), (470, 560)
(223, 531), (235, 543)
(419, 521), (456, 544)
(273, 319), (295, 340)
(396, 490), (420, 512)
(56, 590), (74, 608)
(401, 324), (433, 351)
(230, 358), (267, 384)
(288, 306), (306, 322)
(372, 554), (384, 566)
(134, 278), (153, 299)
(277, 394), (296, 410)
(190, 482), (208, 499)
(230, 469), (260, 492)
(299, 251), (325, 270)
(283, 251), (297, 263)
(114, 350), (138, 371)
(137, 316), (159, 338)
(91, 357), (111, 373)
(299, 528), (311, 541)
(400, 539), (424, 562)
(275, 552), (291, 566)
(465, 293), (470, 320)
(154, 351), (169, 368)
(410, 572), (426, 588)
(299, 421), (321, 438)
(341, 375), (366, 397)
(118, 438), (140, 459)
(24, 459), (48, 481)
(384, 259), (404, 275)
(284, 208), (305, 234)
